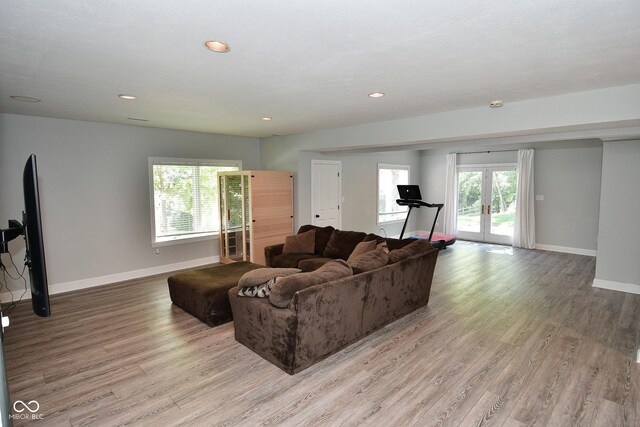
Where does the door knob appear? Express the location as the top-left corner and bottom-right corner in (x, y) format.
(315, 214), (320, 218)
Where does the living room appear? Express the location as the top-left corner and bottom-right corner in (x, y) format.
(1, 1), (639, 425)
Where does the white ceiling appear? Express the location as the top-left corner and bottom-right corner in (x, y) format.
(1, 0), (639, 138)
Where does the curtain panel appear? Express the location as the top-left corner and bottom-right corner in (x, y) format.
(443, 153), (458, 235)
(514, 149), (536, 248)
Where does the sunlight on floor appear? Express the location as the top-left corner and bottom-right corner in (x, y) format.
(487, 246), (514, 255)
(455, 240), (514, 255)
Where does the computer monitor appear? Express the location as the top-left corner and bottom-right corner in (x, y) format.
(397, 185), (422, 201)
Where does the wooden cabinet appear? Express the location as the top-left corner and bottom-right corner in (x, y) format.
(218, 170), (293, 265)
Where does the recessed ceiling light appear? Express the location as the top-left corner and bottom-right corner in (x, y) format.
(119, 94), (137, 100)
(127, 117), (149, 122)
(204, 40), (231, 53)
(368, 92), (385, 98)
(10, 95), (41, 102)
(489, 100), (504, 108)
(261, 117), (272, 121)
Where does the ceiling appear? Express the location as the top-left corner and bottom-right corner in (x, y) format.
(1, 0), (639, 138)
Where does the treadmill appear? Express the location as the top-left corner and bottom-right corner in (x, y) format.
(396, 185), (456, 249)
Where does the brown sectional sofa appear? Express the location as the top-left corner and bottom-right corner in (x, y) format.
(228, 225), (439, 374)
(265, 224), (419, 271)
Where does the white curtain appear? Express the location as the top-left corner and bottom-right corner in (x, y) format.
(443, 153), (457, 235)
(514, 149), (536, 248)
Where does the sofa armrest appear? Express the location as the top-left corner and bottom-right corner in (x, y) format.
(264, 243), (285, 267)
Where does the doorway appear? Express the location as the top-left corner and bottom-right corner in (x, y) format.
(311, 160), (342, 228)
(456, 166), (517, 244)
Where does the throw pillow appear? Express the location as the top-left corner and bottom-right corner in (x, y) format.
(297, 225), (335, 255)
(269, 259), (353, 308)
(348, 248), (389, 274)
(323, 230), (367, 260)
(388, 239), (433, 263)
(347, 240), (377, 262)
(283, 229), (315, 254)
(237, 278), (276, 297)
(238, 267), (301, 287)
(361, 235), (390, 253)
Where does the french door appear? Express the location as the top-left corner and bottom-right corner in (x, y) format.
(456, 166), (517, 245)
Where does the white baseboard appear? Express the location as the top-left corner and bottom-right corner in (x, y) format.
(593, 278), (640, 295)
(0, 256), (219, 303)
(535, 244), (597, 257)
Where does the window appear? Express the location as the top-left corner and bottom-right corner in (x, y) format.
(377, 163), (410, 224)
(149, 157), (241, 246)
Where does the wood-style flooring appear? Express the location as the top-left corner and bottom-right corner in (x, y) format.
(3, 241), (639, 426)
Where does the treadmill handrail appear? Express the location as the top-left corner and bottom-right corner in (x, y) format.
(396, 199), (444, 209)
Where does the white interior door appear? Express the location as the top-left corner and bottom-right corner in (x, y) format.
(456, 166), (517, 245)
(311, 160), (342, 228)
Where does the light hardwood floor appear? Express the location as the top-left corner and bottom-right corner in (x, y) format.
(3, 241), (639, 426)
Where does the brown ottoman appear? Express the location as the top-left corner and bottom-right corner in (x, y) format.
(168, 261), (263, 326)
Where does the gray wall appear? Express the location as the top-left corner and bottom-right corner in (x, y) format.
(595, 140), (640, 287)
(295, 150), (422, 236)
(267, 137), (603, 251)
(418, 140), (603, 252)
(0, 114), (260, 291)
(418, 152), (447, 232)
(534, 143), (602, 251)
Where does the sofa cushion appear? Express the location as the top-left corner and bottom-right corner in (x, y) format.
(269, 259), (353, 308)
(363, 234), (416, 251)
(388, 239), (433, 263)
(362, 233), (383, 243)
(377, 240), (390, 254)
(347, 240), (377, 262)
(323, 230), (368, 260)
(238, 267), (301, 287)
(297, 224), (335, 256)
(271, 253), (319, 268)
(348, 248), (389, 274)
(283, 229), (315, 254)
(386, 238), (417, 251)
(298, 257), (333, 272)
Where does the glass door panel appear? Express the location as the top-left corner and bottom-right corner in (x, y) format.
(219, 175), (229, 259)
(226, 174), (244, 261)
(242, 174), (251, 261)
(488, 169), (517, 240)
(456, 166), (517, 245)
(456, 170), (484, 240)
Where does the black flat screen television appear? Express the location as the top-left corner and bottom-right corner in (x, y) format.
(0, 155), (50, 317)
(23, 154), (50, 317)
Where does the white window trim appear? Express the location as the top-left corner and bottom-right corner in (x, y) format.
(148, 157), (242, 247)
(377, 163), (411, 226)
